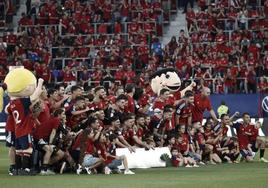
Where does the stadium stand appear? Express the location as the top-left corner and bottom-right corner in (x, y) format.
(0, 0), (267, 93)
(0, 0), (268, 176)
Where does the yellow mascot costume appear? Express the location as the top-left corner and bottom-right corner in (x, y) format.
(0, 68), (43, 175)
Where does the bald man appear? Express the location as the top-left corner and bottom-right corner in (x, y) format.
(192, 87), (218, 124)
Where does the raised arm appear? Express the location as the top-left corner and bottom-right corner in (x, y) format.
(30, 78), (44, 103)
(230, 111), (240, 122)
(180, 81), (196, 98)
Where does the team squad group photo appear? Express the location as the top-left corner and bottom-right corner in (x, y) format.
(0, 0), (268, 187)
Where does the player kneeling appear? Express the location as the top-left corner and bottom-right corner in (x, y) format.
(71, 127), (104, 175)
(33, 109), (66, 175)
(95, 133), (135, 175)
(248, 121), (268, 163)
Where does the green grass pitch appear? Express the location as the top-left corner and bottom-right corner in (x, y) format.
(1, 143), (268, 188)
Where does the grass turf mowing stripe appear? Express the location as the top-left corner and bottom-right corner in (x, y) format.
(1, 144), (268, 188)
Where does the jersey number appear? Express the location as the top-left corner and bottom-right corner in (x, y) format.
(12, 110), (21, 124)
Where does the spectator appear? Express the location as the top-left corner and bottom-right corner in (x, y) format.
(217, 101), (229, 118)
(192, 87), (218, 125)
(238, 6), (248, 30)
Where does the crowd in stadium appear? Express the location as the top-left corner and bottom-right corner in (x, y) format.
(0, 0), (268, 176)
(0, 0), (267, 94)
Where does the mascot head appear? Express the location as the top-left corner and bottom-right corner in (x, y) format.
(0, 68), (37, 112)
(150, 68), (181, 95)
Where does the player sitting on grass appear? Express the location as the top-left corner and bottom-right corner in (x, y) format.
(171, 147), (199, 168)
(203, 119), (222, 164)
(214, 113), (239, 149)
(165, 134), (178, 150)
(193, 122), (213, 164)
(188, 127), (203, 164)
(177, 125), (199, 166)
(153, 107), (174, 147)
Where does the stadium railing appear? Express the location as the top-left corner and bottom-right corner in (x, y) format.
(19, 21), (158, 35)
(46, 66), (260, 93)
(51, 43), (150, 59)
(187, 16), (267, 33)
(198, 0), (264, 9)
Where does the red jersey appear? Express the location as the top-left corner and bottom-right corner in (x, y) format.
(72, 133), (95, 155)
(175, 100), (192, 126)
(66, 106), (87, 129)
(167, 91), (182, 106)
(196, 132), (205, 145)
(92, 70), (102, 82)
(0, 49), (7, 60)
(98, 24), (107, 34)
(121, 2), (129, 17)
(125, 71), (136, 83)
(63, 70), (76, 82)
(71, 132), (83, 150)
(204, 129), (214, 141)
(153, 98), (165, 110)
(178, 134), (189, 153)
(122, 128), (135, 146)
(186, 10), (196, 23)
(233, 122), (251, 150)
(129, 22), (139, 33)
(5, 103), (15, 132)
(0, 68), (6, 80)
(5, 114), (15, 132)
(249, 126), (258, 142)
(192, 94), (212, 123)
(114, 23), (122, 34)
(6, 34), (17, 45)
(95, 143), (114, 164)
(172, 156), (182, 167)
(175, 59), (185, 70)
(136, 127), (144, 140)
(33, 117), (61, 140)
(93, 99), (107, 110)
(37, 102), (50, 123)
(125, 94), (135, 113)
(222, 126), (229, 137)
(86, 138), (96, 155)
(22, 60), (33, 71)
(165, 117), (176, 131)
(9, 98), (35, 138)
(138, 94), (149, 109)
